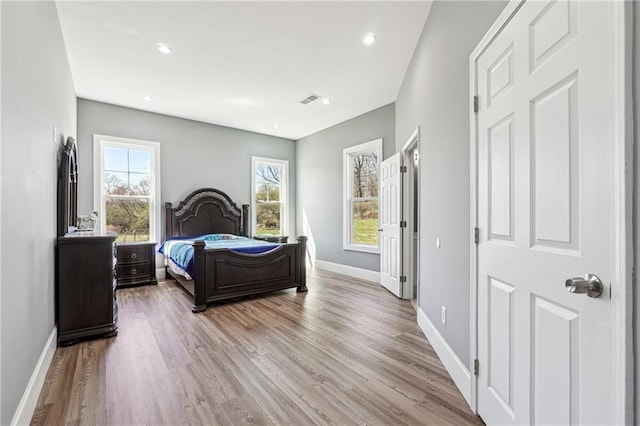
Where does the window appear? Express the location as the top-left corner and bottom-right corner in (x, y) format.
(94, 135), (161, 243)
(251, 157), (288, 237)
(343, 139), (382, 253)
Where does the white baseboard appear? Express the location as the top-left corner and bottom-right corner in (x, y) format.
(417, 307), (472, 406)
(156, 267), (166, 280)
(11, 327), (57, 426)
(314, 260), (380, 283)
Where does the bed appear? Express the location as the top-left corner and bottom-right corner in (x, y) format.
(162, 188), (307, 312)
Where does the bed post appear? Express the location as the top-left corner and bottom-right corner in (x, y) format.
(241, 204), (250, 237)
(163, 202), (173, 241)
(296, 236), (308, 293)
(192, 240), (207, 313)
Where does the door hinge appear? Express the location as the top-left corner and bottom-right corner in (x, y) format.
(400, 165), (407, 173)
(400, 220), (407, 228)
(473, 96), (479, 113)
(400, 275), (407, 283)
(474, 359), (479, 376)
(474, 227), (480, 244)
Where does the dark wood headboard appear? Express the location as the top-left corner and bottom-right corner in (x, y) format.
(163, 188), (249, 240)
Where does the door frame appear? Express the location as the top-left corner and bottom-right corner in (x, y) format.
(402, 128), (420, 301)
(468, 1), (633, 422)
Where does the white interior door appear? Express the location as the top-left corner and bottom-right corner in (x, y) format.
(380, 153), (402, 297)
(476, 1), (616, 424)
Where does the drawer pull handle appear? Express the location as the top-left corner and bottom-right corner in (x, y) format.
(131, 253), (137, 259)
(131, 269), (137, 275)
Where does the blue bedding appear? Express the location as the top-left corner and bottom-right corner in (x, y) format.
(158, 234), (280, 277)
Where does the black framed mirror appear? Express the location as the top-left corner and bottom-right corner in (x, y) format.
(57, 136), (78, 236)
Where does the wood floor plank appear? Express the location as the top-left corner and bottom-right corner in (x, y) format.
(31, 268), (483, 425)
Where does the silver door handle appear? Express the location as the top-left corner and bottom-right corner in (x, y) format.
(565, 274), (603, 298)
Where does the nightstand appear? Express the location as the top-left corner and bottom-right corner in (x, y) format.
(254, 235), (289, 243)
(116, 242), (157, 288)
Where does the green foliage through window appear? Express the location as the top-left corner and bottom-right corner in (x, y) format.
(344, 140), (381, 250)
(254, 161), (286, 236)
(353, 200), (379, 245)
(106, 199), (150, 242)
(103, 145), (153, 242)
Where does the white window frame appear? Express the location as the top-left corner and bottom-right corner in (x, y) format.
(251, 156), (289, 238)
(343, 139), (382, 254)
(93, 134), (161, 243)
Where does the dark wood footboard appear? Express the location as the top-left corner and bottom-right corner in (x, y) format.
(190, 236), (307, 312)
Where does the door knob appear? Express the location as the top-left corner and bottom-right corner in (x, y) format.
(565, 274), (603, 298)
(377, 228), (383, 232)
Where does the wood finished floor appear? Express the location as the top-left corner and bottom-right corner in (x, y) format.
(32, 269), (483, 425)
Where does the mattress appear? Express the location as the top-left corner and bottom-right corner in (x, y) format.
(159, 234), (280, 279)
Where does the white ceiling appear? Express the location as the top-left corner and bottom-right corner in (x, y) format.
(56, 1), (432, 140)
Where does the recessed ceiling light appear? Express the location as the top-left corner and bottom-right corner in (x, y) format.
(142, 95), (152, 101)
(322, 98), (332, 105)
(157, 43), (172, 54)
(274, 124), (280, 129)
(363, 33), (376, 45)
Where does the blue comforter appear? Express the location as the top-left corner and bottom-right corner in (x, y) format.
(158, 234), (280, 277)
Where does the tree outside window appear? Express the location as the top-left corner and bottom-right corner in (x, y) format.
(103, 146), (152, 242)
(343, 139), (382, 253)
(252, 157), (288, 237)
(351, 151), (379, 245)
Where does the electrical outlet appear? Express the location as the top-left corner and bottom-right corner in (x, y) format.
(441, 306), (447, 325)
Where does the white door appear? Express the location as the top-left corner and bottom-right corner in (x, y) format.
(476, 1), (616, 424)
(380, 153), (402, 297)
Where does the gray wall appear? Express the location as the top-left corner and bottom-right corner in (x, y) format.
(296, 103), (395, 272)
(395, 1), (507, 367)
(634, 0), (639, 419)
(1, 2), (77, 423)
(77, 99), (296, 237)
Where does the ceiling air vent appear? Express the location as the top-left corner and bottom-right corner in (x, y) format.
(298, 94), (320, 105)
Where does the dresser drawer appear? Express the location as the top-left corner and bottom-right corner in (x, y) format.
(117, 263), (151, 280)
(117, 245), (151, 264)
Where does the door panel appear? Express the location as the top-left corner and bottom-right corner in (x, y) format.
(380, 153), (402, 297)
(487, 277), (515, 416)
(531, 73), (579, 250)
(476, 1), (614, 424)
(488, 114), (515, 242)
(532, 297), (580, 425)
(529, 0), (578, 72)
(488, 44), (514, 106)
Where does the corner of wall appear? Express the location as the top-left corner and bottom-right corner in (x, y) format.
(10, 329), (57, 426)
(0, 1), (3, 422)
(416, 307), (471, 405)
(632, 0), (639, 421)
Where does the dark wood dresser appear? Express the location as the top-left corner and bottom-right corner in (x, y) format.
(56, 230), (118, 346)
(116, 242), (157, 288)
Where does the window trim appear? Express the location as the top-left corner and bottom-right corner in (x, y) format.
(343, 139), (382, 254)
(93, 134), (161, 243)
(251, 156), (289, 238)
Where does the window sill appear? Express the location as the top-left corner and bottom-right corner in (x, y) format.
(343, 244), (380, 255)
